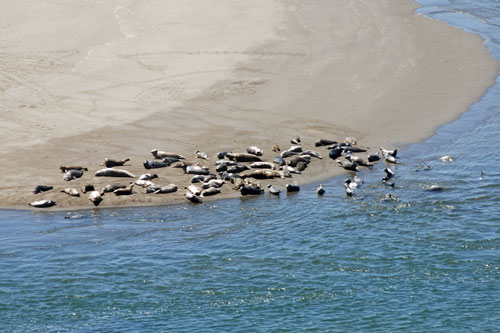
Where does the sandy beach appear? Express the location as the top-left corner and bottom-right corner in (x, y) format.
(0, 0), (497, 210)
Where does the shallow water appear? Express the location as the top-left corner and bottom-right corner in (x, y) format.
(2, 1), (500, 331)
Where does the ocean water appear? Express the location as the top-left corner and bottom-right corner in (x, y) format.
(1, 1), (500, 331)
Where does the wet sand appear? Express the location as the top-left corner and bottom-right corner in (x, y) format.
(0, 0), (498, 210)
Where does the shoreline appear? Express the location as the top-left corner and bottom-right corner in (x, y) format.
(0, 0), (498, 211)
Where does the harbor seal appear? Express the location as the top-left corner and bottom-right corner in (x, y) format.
(195, 150), (209, 160)
(143, 160), (168, 169)
(328, 148), (342, 160)
(227, 164), (249, 174)
(104, 158), (130, 168)
(345, 154), (372, 167)
(240, 169), (281, 179)
(337, 160), (359, 172)
(185, 165), (210, 175)
(316, 184), (325, 195)
(226, 153), (262, 163)
(60, 188), (80, 197)
(250, 162), (275, 169)
(296, 161), (307, 172)
(63, 169), (83, 181)
(201, 187), (221, 197)
(139, 173), (158, 181)
(88, 191), (103, 206)
(59, 165), (88, 173)
(287, 155), (310, 167)
(95, 168), (135, 178)
(202, 179), (225, 189)
(154, 184), (178, 194)
(246, 146), (263, 156)
(301, 150), (322, 159)
(368, 154), (381, 162)
(151, 149), (185, 160)
(379, 147), (398, 157)
(29, 199), (56, 208)
(185, 185), (202, 196)
(217, 151), (232, 159)
(101, 184), (126, 194)
(267, 184), (281, 195)
(286, 183), (300, 193)
(227, 163), (250, 173)
(290, 135), (301, 145)
(134, 179), (155, 188)
(114, 184), (134, 196)
(315, 139), (337, 147)
(240, 184), (264, 196)
(186, 192), (203, 203)
(216, 163), (228, 172)
(33, 185), (53, 194)
(81, 184), (95, 193)
(273, 156), (286, 166)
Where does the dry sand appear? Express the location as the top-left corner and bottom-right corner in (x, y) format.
(0, 0), (498, 210)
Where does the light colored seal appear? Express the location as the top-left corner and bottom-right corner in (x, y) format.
(151, 149), (186, 160)
(185, 165), (210, 175)
(185, 185), (202, 196)
(60, 188), (80, 197)
(267, 184), (281, 195)
(29, 199), (56, 208)
(88, 191), (103, 206)
(380, 147), (397, 157)
(95, 168), (135, 178)
(63, 169), (83, 181)
(202, 179), (225, 189)
(247, 146), (263, 156)
(195, 150), (209, 160)
(186, 192), (203, 203)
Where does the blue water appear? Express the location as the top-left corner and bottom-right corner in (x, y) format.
(2, 1), (500, 331)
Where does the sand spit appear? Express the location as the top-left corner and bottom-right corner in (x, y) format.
(0, 0), (498, 209)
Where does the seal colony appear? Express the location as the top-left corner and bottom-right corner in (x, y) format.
(26, 134), (426, 209)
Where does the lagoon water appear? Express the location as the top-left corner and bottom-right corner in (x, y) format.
(1, 1), (500, 331)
